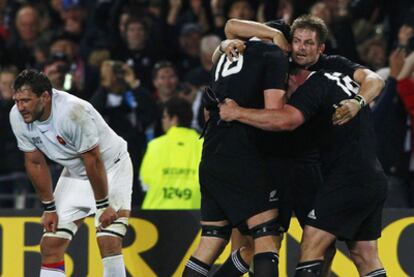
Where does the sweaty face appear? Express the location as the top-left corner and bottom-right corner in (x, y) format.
(291, 28), (324, 68)
(14, 87), (46, 123)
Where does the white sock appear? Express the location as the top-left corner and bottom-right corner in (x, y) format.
(40, 261), (65, 277)
(102, 254), (126, 277)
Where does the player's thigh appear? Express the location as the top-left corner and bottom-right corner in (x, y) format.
(246, 208), (278, 228)
(107, 154), (133, 211)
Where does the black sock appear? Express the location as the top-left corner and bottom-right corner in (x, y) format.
(294, 260), (323, 277)
(252, 252), (279, 277)
(213, 249), (249, 276)
(363, 268), (387, 277)
(182, 256), (211, 277)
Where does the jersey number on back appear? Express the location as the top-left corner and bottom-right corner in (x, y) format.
(214, 54), (244, 81)
(324, 72), (359, 96)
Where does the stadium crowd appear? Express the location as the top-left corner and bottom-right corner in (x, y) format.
(0, 0), (414, 209)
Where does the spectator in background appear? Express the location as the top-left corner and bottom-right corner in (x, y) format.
(43, 52), (80, 97)
(7, 5), (42, 70)
(140, 97), (202, 209)
(90, 60), (157, 199)
(211, 0), (257, 37)
(184, 34), (221, 131)
(359, 36), (387, 71)
(0, 66), (25, 207)
(174, 23), (203, 77)
(167, 0), (211, 33)
(310, 1), (360, 62)
(61, 1), (86, 41)
(395, 49), (414, 207)
(112, 17), (157, 90)
(151, 60), (181, 138)
(152, 60), (180, 103)
(0, 0), (9, 66)
(373, 48), (412, 208)
(226, 0), (256, 21)
(48, 32), (88, 97)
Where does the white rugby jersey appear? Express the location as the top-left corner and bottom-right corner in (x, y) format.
(10, 89), (128, 179)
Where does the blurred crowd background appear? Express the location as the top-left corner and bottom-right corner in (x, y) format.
(0, 0), (414, 209)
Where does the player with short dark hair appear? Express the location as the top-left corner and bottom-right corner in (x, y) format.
(182, 28), (289, 277)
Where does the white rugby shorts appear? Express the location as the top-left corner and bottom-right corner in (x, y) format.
(54, 153), (133, 224)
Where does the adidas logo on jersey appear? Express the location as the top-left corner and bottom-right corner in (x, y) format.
(308, 209), (317, 220)
(269, 190), (278, 202)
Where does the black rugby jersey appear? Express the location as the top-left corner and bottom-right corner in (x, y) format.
(204, 40), (289, 158)
(289, 54), (363, 162)
(308, 54), (363, 78)
(289, 71), (385, 182)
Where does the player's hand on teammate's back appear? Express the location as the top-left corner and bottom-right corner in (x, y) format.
(97, 206), (118, 230)
(332, 99), (360, 125)
(41, 211), (58, 233)
(219, 98), (240, 122)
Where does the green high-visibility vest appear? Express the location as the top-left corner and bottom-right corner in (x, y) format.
(140, 127), (203, 209)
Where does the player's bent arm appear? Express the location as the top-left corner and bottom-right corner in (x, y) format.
(225, 19), (289, 53)
(220, 92), (304, 131)
(24, 150), (54, 202)
(25, 150), (54, 201)
(353, 68), (385, 103)
(334, 68), (385, 125)
(237, 104), (304, 131)
(225, 19), (280, 40)
(81, 145), (108, 200)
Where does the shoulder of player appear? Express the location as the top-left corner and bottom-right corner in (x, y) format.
(54, 91), (92, 119)
(317, 54), (362, 69)
(9, 104), (19, 118)
(306, 70), (326, 82)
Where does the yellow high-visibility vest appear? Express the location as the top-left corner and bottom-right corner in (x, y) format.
(140, 127), (203, 209)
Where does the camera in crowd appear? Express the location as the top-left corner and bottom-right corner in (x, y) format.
(45, 52), (73, 91)
(112, 61), (126, 78)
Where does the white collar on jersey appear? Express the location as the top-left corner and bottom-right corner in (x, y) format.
(307, 71), (317, 79)
(249, 37), (261, 41)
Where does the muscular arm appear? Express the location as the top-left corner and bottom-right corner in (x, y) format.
(353, 68), (385, 103)
(333, 68), (384, 125)
(219, 89), (305, 131)
(225, 19), (281, 40)
(225, 19), (290, 53)
(81, 146), (108, 200)
(220, 99), (304, 131)
(24, 150), (54, 202)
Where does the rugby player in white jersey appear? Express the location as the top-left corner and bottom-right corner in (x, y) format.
(9, 69), (132, 277)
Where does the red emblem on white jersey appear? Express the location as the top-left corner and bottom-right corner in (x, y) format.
(57, 136), (66, 145)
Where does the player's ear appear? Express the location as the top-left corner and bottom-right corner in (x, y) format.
(41, 91), (50, 101)
(319, 43), (325, 54)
